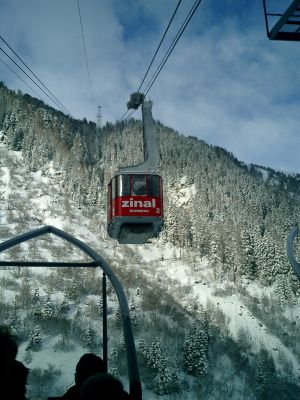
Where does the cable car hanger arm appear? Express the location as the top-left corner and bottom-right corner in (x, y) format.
(120, 93), (160, 173)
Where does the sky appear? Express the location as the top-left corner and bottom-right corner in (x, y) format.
(0, 0), (300, 173)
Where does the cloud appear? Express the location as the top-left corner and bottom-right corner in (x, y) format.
(0, 0), (299, 173)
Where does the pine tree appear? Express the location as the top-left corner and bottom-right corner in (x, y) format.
(98, 298), (103, 315)
(57, 297), (71, 317)
(84, 323), (97, 350)
(75, 306), (84, 323)
(241, 230), (257, 280)
(16, 277), (32, 308)
(115, 305), (122, 328)
(147, 341), (165, 370)
(183, 319), (209, 376)
(32, 288), (40, 304)
(256, 346), (276, 397)
(24, 348), (33, 364)
(130, 299), (139, 332)
(210, 239), (222, 280)
(6, 312), (20, 335)
(66, 279), (80, 302)
(109, 347), (119, 375)
(33, 300), (42, 318)
(26, 325), (42, 351)
(42, 295), (55, 319)
(153, 367), (180, 395)
(139, 340), (180, 395)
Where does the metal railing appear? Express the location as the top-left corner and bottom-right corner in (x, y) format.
(0, 225), (142, 400)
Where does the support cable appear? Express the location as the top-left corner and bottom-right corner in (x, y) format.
(137, 0), (183, 92)
(120, 0), (202, 121)
(126, 109), (136, 120)
(120, 0), (182, 121)
(76, 0), (94, 106)
(143, 0), (203, 96)
(0, 34), (71, 115)
(0, 45), (71, 115)
(120, 109), (131, 121)
(0, 56), (44, 100)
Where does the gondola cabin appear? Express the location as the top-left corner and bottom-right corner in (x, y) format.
(107, 173), (163, 244)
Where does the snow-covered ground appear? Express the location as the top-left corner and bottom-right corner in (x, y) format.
(0, 138), (300, 398)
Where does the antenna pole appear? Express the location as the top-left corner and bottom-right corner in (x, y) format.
(97, 105), (102, 130)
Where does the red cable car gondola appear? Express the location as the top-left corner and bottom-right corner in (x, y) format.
(108, 172), (163, 244)
(107, 95), (164, 244)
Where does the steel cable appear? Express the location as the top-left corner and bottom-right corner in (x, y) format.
(0, 34), (71, 115)
(76, 0), (94, 107)
(143, 0), (203, 96)
(137, 0), (183, 93)
(0, 56), (43, 100)
(0, 45), (72, 114)
(121, 0), (202, 120)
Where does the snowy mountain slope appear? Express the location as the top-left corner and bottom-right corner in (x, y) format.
(1, 122), (300, 399)
(136, 244), (300, 376)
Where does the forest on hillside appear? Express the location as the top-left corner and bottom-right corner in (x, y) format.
(1, 82), (300, 399)
(1, 82), (300, 296)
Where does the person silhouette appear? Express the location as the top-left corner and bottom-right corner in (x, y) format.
(0, 325), (29, 400)
(80, 372), (130, 400)
(62, 353), (106, 400)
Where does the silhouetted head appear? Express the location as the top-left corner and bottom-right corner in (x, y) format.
(0, 326), (18, 367)
(75, 353), (106, 387)
(80, 373), (130, 400)
(8, 360), (29, 399)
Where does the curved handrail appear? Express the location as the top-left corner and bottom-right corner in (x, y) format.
(0, 225), (142, 400)
(287, 225), (300, 281)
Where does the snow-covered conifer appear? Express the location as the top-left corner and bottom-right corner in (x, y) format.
(84, 323), (97, 350)
(153, 367), (180, 395)
(183, 319), (209, 376)
(58, 297), (71, 316)
(33, 300), (42, 318)
(26, 325), (42, 351)
(42, 295), (55, 319)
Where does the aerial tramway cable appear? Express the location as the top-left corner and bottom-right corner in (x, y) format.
(143, 0), (203, 96)
(119, 0), (183, 121)
(0, 34), (71, 115)
(0, 44), (71, 115)
(137, 0), (183, 93)
(120, 0), (202, 121)
(0, 56), (44, 101)
(76, 0), (94, 107)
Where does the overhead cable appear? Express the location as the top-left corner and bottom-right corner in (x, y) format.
(120, 0), (183, 121)
(0, 56), (43, 100)
(137, 0), (183, 93)
(0, 34), (71, 115)
(120, 0), (202, 121)
(126, 109), (136, 120)
(76, 0), (94, 106)
(0, 45), (72, 114)
(144, 0), (203, 96)
(120, 109), (131, 121)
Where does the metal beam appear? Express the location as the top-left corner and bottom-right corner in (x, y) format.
(262, 0), (270, 37)
(0, 261), (99, 267)
(269, 0), (300, 40)
(119, 100), (160, 173)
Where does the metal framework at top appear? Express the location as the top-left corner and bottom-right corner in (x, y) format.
(263, 0), (300, 41)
